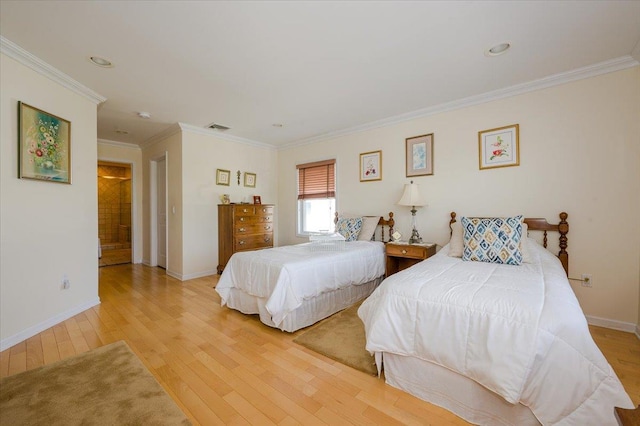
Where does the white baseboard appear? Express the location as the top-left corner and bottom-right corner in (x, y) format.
(635, 324), (640, 341)
(585, 315), (637, 333)
(166, 269), (217, 281)
(0, 298), (101, 352)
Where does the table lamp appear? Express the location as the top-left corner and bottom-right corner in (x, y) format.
(397, 180), (426, 243)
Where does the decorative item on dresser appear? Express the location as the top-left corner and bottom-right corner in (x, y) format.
(217, 204), (274, 274)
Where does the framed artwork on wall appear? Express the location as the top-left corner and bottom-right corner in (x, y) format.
(18, 102), (71, 184)
(244, 172), (256, 188)
(406, 133), (433, 177)
(216, 168), (231, 185)
(478, 124), (520, 170)
(253, 195), (261, 204)
(360, 150), (382, 182)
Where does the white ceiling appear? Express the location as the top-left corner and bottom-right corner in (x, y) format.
(1, 1), (639, 148)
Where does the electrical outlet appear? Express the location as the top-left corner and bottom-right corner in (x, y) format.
(581, 274), (592, 287)
(62, 275), (70, 290)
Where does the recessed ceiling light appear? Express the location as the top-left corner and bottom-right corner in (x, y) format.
(137, 112), (151, 119)
(272, 123), (283, 128)
(485, 43), (511, 57)
(89, 56), (113, 67)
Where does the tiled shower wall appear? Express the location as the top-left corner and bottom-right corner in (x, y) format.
(98, 164), (131, 246)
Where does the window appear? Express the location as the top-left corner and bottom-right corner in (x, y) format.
(297, 159), (336, 236)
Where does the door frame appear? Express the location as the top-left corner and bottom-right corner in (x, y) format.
(97, 157), (135, 264)
(149, 152), (168, 268)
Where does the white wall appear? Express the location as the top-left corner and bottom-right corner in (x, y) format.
(97, 141), (143, 264)
(278, 67), (640, 327)
(180, 128), (278, 279)
(0, 53), (100, 349)
(141, 125), (278, 280)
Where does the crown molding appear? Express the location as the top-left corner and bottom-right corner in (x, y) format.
(97, 138), (141, 149)
(178, 122), (276, 149)
(139, 123), (182, 149)
(279, 55), (639, 150)
(0, 36), (106, 105)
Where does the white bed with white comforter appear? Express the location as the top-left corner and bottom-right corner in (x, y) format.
(217, 240), (385, 332)
(358, 238), (633, 425)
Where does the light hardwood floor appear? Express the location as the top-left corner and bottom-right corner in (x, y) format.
(1, 264), (639, 425)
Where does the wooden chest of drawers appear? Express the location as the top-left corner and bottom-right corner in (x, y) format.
(217, 204), (274, 274)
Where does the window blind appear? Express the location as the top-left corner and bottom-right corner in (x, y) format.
(297, 159), (336, 200)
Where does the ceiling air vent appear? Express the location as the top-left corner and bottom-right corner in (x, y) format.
(207, 123), (230, 131)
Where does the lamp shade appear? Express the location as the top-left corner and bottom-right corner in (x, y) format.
(397, 182), (426, 207)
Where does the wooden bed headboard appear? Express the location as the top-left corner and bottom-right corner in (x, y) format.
(334, 212), (395, 242)
(449, 212), (569, 275)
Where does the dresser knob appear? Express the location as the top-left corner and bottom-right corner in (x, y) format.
(243, 209), (248, 213)
(402, 249), (407, 254)
(264, 225), (271, 230)
(239, 227), (246, 232)
(262, 208), (267, 212)
(239, 217), (244, 222)
(264, 237), (271, 242)
(239, 240), (246, 245)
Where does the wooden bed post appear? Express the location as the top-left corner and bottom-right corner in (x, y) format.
(449, 212), (457, 237)
(558, 212), (569, 276)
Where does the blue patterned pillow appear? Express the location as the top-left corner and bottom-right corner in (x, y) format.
(462, 216), (523, 265)
(335, 217), (363, 242)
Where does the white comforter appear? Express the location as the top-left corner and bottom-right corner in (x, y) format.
(217, 241), (385, 327)
(358, 240), (633, 425)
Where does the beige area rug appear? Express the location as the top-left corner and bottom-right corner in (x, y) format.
(293, 301), (377, 376)
(0, 341), (191, 426)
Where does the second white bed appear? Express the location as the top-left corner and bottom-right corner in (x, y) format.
(216, 240), (385, 332)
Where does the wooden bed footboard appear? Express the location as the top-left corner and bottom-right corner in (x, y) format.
(335, 212), (395, 242)
(449, 211), (569, 275)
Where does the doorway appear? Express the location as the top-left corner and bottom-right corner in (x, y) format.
(150, 154), (168, 269)
(98, 161), (132, 267)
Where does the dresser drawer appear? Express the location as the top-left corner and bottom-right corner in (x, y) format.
(386, 244), (428, 259)
(235, 206), (255, 215)
(256, 206), (274, 216)
(234, 214), (273, 225)
(235, 233), (273, 251)
(235, 223), (274, 235)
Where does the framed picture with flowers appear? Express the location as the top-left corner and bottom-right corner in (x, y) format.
(18, 102), (71, 184)
(360, 150), (382, 182)
(478, 124), (519, 170)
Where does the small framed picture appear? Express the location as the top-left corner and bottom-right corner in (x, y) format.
(478, 124), (520, 170)
(253, 195), (262, 204)
(244, 172), (256, 188)
(360, 150), (382, 182)
(406, 133), (434, 177)
(19, 102), (71, 184)
(216, 168), (231, 185)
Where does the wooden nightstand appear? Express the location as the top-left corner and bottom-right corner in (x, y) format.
(386, 243), (436, 276)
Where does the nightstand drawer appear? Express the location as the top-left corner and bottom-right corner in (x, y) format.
(386, 244), (428, 259)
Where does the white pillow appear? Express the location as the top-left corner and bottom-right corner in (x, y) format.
(449, 221), (531, 263)
(448, 222), (464, 257)
(358, 216), (379, 241)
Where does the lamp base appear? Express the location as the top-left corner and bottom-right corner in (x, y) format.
(409, 228), (422, 244)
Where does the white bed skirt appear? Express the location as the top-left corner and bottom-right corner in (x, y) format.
(381, 353), (541, 426)
(222, 277), (383, 332)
